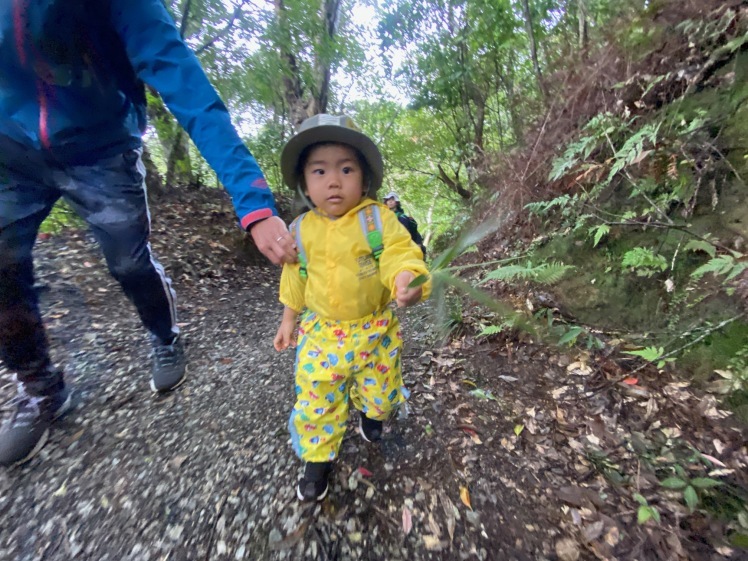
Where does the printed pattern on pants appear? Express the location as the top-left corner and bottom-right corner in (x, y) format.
(289, 307), (407, 463)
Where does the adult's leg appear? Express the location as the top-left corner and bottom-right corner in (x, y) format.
(0, 163), (72, 467)
(0, 168), (61, 395)
(58, 149), (178, 343)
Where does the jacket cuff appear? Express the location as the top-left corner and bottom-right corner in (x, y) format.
(240, 208), (274, 230)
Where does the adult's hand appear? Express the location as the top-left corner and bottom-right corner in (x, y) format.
(250, 216), (298, 265)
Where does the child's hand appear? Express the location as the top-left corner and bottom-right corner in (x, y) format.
(394, 271), (423, 308)
(273, 319), (297, 351)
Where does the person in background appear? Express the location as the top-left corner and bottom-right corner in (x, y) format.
(273, 114), (431, 501)
(383, 192), (426, 258)
(0, 0), (297, 467)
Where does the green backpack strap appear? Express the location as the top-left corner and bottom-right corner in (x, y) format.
(289, 212), (309, 279)
(357, 205), (384, 263)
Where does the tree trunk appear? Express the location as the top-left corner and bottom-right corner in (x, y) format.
(578, 0), (589, 51)
(499, 60), (524, 145)
(423, 183), (438, 247)
(437, 164), (472, 200)
(314, 0), (340, 115)
(520, 0), (548, 99)
(142, 145), (164, 199)
(274, 0), (338, 128)
(165, 129), (193, 188)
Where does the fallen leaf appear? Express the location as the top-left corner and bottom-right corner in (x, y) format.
(469, 388), (496, 400)
(357, 466), (374, 478)
(460, 486), (472, 510)
(514, 424), (524, 437)
(402, 506), (413, 535)
(170, 455), (189, 470)
(422, 535), (444, 551)
(700, 454), (726, 468)
(268, 520), (310, 551)
(582, 520), (604, 543)
(428, 513), (441, 537)
(622, 377), (638, 385)
(52, 480), (68, 497)
(555, 538), (581, 561)
(439, 492), (456, 544)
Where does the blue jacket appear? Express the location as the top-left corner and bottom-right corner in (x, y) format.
(0, 0), (277, 229)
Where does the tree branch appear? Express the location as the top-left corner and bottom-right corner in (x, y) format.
(195, 3), (247, 55)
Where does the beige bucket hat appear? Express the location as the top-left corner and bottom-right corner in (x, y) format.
(280, 114), (384, 197)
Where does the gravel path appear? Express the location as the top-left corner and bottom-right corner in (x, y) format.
(3, 190), (744, 561)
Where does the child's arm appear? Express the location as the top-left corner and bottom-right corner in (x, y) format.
(276, 260), (306, 351)
(274, 306), (300, 351)
(394, 271), (423, 308)
(378, 205), (432, 304)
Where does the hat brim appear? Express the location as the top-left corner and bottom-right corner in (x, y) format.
(280, 125), (383, 195)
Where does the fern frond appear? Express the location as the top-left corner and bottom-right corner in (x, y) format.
(684, 239), (717, 258)
(482, 261), (574, 285)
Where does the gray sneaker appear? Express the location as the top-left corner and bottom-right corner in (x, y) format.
(150, 335), (187, 392)
(0, 384), (72, 467)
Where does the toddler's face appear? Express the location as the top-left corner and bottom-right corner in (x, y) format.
(303, 144), (365, 217)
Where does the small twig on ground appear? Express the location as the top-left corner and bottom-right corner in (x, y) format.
(203, 494), (229, 561)
(591, 314), (745, 393)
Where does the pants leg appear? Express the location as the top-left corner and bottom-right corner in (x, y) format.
(56, 149), (178, 344)
(0, 164), (62, 396)
(350, 309), (406, 421)
(288, 309), (408, 462)
(289, 313), (351, 463)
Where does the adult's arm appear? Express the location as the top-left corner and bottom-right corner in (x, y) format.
(109, 0), (274, 231)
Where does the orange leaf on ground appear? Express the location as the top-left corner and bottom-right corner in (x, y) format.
(623, 377), (638, 385)
(460, 486), (472, 510)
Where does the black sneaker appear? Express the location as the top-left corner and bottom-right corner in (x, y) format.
(297, 461), (332, 502)
(0, 384), (72, 467)
(359, 414), (383, 443)
(151, 335), (187, 393)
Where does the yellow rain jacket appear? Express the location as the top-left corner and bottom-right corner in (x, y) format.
(279, 199), (431, 320)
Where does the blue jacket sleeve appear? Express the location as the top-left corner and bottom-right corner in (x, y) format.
(109, 0), (277, 229)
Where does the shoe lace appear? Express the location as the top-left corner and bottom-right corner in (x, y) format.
(7, 385), (44, 428)
(153, 343), (179, 368)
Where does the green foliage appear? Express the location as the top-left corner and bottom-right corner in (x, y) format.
(481, 261), (574, 285)
(40, 201), (83, 234)
(691, 253), (747, 283)
(660, 475), (723, 514)
(684, 239), (717, 258)
(606, 121), (660, 184)
(524, 194), (575, 217)
(711, 346), (748, 396)
(623, 346), (675, 369)
(589, 224), (610, 247)
(633, 493), (661, 525)
(621, 247), (668, 277)
(549, 112), (628, 182)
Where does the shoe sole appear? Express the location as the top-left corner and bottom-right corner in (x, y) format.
(150, 367), (188, 394)
(7, 390), (73, 468)
(296, 482), (329, 502)
(358, 415), (381, 443)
